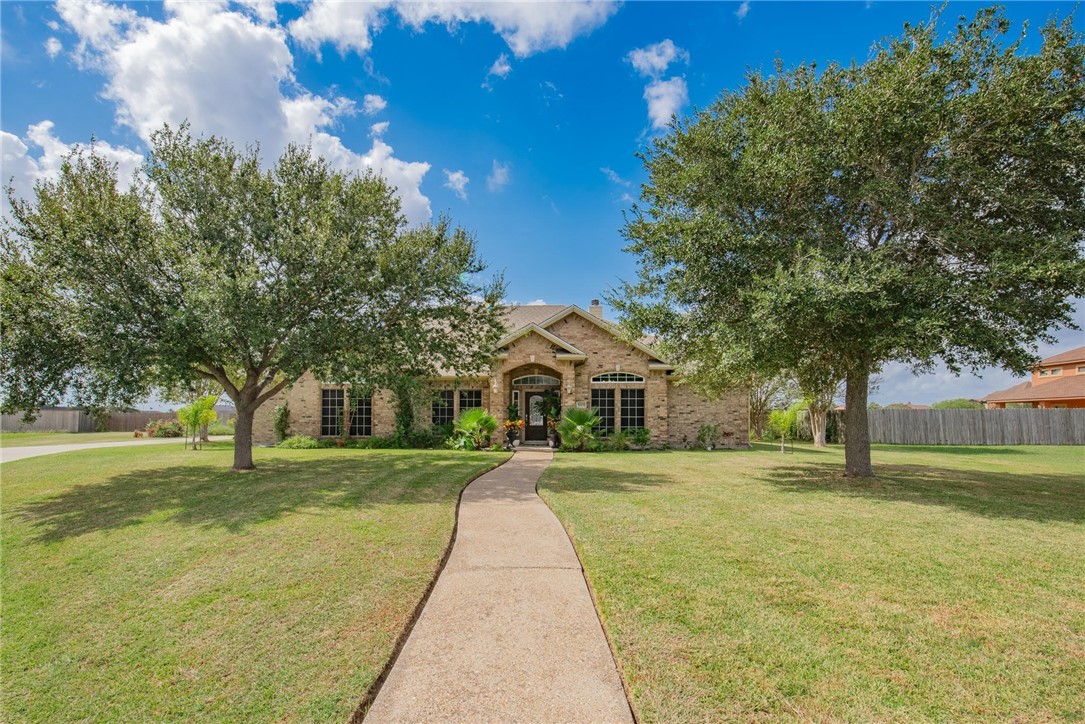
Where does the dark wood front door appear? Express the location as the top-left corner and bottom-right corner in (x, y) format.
(525, 392), (548, 441)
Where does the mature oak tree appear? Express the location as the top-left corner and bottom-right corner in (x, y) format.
(2, 125), (504, 470)
(612, 8), (1085, 476)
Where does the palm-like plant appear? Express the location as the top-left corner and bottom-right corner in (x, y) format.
(557, 407), (601, 452)
(452, 407), (499, 450)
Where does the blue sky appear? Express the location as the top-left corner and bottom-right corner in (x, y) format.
(2, 0), (1082, 405)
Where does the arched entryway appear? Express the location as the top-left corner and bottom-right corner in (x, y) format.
(507, 364), (562, 442)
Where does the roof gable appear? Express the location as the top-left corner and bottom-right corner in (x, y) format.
(495, 323), (586, 359)
(538, 305), (668, 363)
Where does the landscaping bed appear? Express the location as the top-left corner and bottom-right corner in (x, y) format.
(538, 443), (1085, 721)
(1, 443), (507, 721)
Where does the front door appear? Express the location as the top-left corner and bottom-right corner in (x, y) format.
(526, 393), (548, 441)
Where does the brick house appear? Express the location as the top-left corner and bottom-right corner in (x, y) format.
(252, 301), (749, 447)
(981, 345), (1085, 409)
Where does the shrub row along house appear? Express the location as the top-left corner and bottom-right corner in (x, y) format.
(253, 301), (748, 447)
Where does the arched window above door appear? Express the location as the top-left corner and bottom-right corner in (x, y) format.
(512, 375), (561, 386)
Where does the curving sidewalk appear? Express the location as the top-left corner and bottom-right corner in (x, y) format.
(366, 448), (632, 722)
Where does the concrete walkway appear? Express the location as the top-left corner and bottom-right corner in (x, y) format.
(366, 448), (633, 722)
(0, 436), (232, 464)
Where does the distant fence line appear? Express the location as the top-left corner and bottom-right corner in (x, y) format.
(1, 409), (235, 433)
(861, 408), (1084, 446)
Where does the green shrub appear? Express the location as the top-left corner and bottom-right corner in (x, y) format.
(557, 407), (601, 452)
(206, 422), (234, 436)
(931, 398), (984, 409)
(446, 408), (498, 450)
(146, 418), (183, 438)
(697, 424), (719, 449)
(628, 428), (652, 447)
(605, 430), (629, 451)
(272, 402), (291, 442)
(277, 435), (320, 449)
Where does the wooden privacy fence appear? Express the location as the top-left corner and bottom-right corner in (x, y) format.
(864, 408), (1085, 446)
(1, 409), (235, 433)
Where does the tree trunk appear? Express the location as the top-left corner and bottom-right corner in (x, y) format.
(200, 423), (209, 442)
(751, 413), (764, 440)
(844, 368), (873, 477)
(811, 409), (827, 448)
(233, 405), (256, 471)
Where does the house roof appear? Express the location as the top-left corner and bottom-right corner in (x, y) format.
(1039, 345), (1085, 367)
(503, 305), (568, 333)
(981, 374), (1085, 403)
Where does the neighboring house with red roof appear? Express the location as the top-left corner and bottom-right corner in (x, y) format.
(252, 301), (749, 447)
(981, 345), (1085, 409)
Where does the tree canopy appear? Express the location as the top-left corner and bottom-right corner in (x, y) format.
(612, 7), (1085, 476)
(2, 125), (505, 469)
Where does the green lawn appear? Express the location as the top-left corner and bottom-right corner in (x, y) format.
(0, 431), (147, 447)
(539, 443), (1085, 721)
(2, 443), (506, 721)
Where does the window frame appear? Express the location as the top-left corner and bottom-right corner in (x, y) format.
(511, 375), (561, 387)
(591, 371), (645, 384)
(620, 388), (645, 430)
(591, 388), (615, 434)
(432, 389), (455, 427)
(321, 388), (345, 437)
(458, 389), (483, 412)
(349, 393), (372, 437)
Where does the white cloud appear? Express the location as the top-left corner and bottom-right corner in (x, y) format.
(53, 0), (433, 224)
(600, 166), (631, 187)
(643, 77), (688, 130)
(362, 93), (387, 116)
(443, 169), (469, 200)
(2, 120), (144, 219)
(486, 159), (510, 192)
(235, 0), (278, 25)
(735, 1), (750, 20)
(46, 19), (61, 31)
(44, 37), (63, 59)
(626, 39), (688, 78)
(369, 121), (390, 137)
(55, 0), (139, 66)
(526, 299), (547, 305)
(627, 39), (690, 132)
(288, 0), (391, 57)
(290, 1), (617, 59)
(488, 52), (511, 78)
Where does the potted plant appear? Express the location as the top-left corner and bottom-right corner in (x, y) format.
(530, 391), (562, 446)
(503, 417), (524, 447)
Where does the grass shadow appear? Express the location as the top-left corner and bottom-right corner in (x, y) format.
(761, 461), (1085, 523)
(15, 451), (487, 544)
(546, 449), (1085, 524)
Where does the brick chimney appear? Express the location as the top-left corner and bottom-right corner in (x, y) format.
(589, 299), (604, 318)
